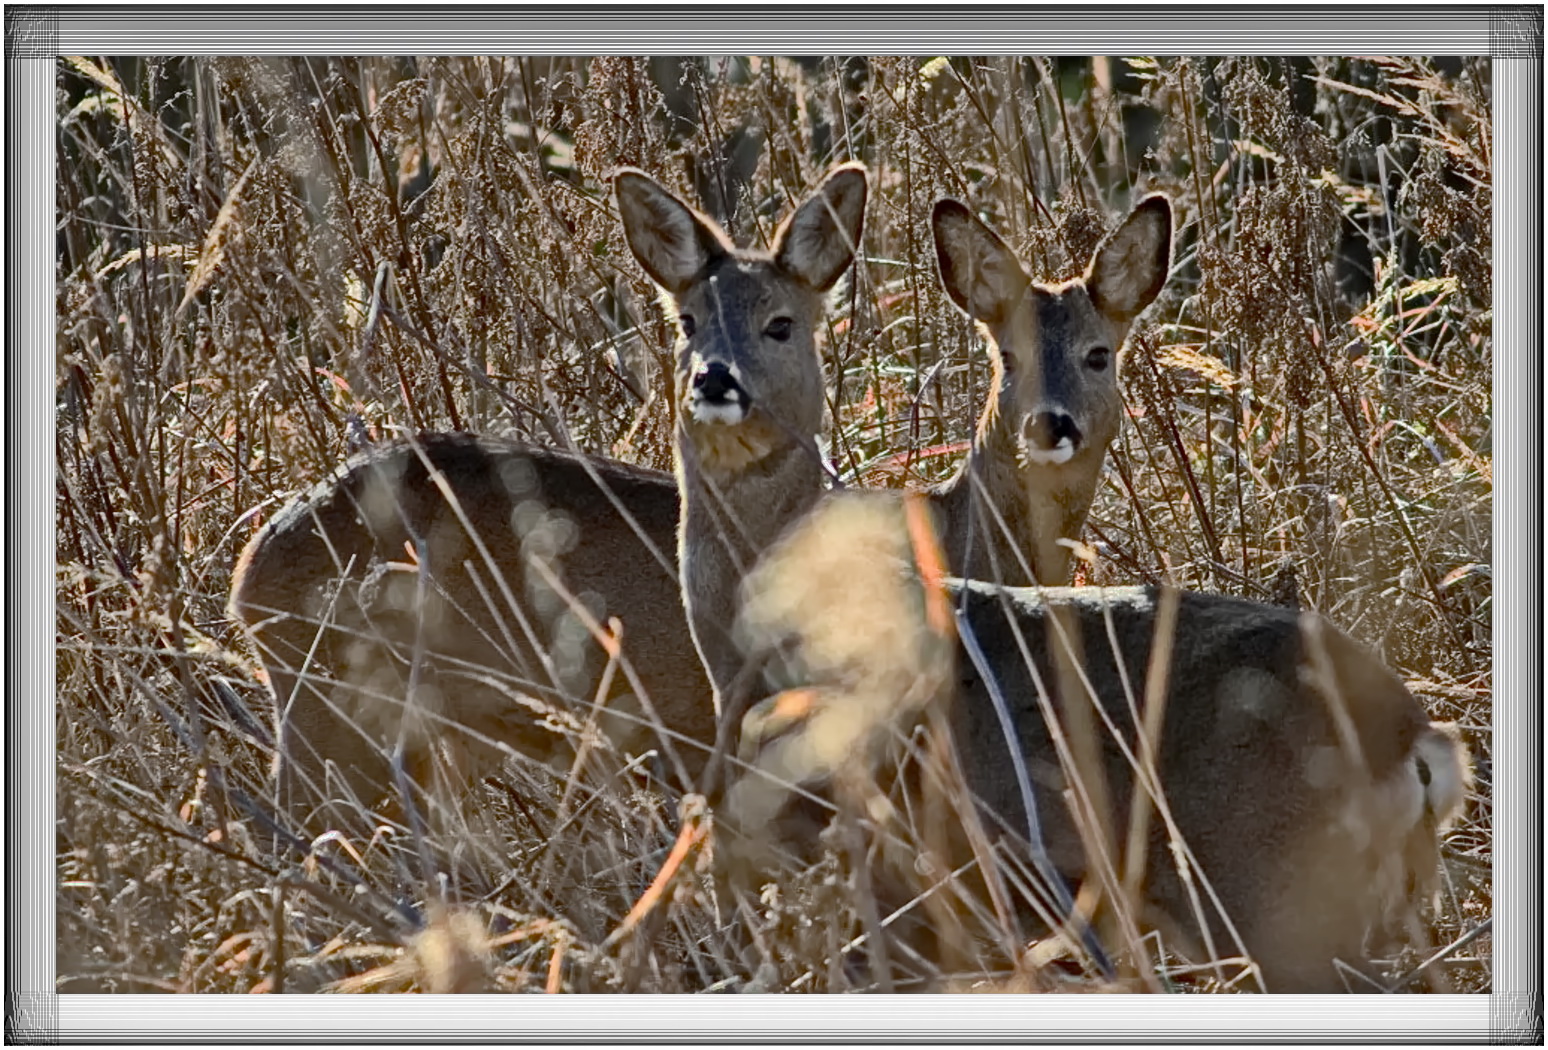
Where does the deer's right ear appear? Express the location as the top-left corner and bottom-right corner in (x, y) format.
(931, 199), (1027, 327)
(614, 169), (727, 295)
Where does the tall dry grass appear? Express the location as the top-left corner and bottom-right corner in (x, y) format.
(56, 55), (1490, 993)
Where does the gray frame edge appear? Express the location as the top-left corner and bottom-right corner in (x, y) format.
(4, 46), (60, 1049)
(20, 4), (1540, 1040)
(1490, 44), (1546, 1047)
(46, 5), (1499, 55)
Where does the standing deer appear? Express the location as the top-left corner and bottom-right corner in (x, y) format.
(618, 185), (1468, 990)
(229, 164), (868, 827)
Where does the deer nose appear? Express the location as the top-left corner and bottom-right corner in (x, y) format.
(1027, 411), (1082, 451)
(693, 360), (740, 403)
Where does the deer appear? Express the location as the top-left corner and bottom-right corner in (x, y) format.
(227, 164), (868, 830)
(614, 183), (1471, 991)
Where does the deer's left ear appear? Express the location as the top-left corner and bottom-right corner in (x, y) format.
(1087, 194), (1172, 324)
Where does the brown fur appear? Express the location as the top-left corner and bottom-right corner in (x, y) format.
(228, 433), (703, 827)
(682, 413), (791, 477)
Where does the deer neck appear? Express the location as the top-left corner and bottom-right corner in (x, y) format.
(677, 419), (827, 695)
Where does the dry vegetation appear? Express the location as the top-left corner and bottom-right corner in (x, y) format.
(56, 56), (1491, 994)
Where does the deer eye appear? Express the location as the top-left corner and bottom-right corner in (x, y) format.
(1085, 347), (1111, 372)
(764, 317), (793, 342)
(678, 315), (696, 338)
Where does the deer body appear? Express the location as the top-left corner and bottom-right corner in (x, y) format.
(732, 493), (1469, 992)
(945, 579), (1467, 992)
(229, 433), (703, 822)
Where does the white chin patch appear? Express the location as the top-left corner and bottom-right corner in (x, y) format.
(689, 399), (748, 425)
(1023, 442), (1076, 466)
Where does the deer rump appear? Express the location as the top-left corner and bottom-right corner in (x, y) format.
(231, 431), (710, 809)
(933, 583), (1444, 991)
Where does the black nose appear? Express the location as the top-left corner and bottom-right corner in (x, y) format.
(1028, 411), (1082, 450)
(693, 361), (738, 402)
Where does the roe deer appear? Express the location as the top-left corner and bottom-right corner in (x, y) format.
(727, 492), (1470, 993)
(612, 161), (868, 710)
(228, 163), (868, 827)
(927, 195), (1172, 587)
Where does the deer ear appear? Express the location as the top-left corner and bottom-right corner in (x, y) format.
(772, 163), (868, 292)
(1087, 194), (1172, 324)
(931, 199), (1028, 327)
(614, 168), (730, 295)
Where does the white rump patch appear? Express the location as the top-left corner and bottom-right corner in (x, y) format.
(1414, 726), (1469, 826)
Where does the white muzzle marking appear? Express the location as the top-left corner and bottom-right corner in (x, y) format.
(689, 398), (749, 425)
(1023, 441), (1076, 466)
